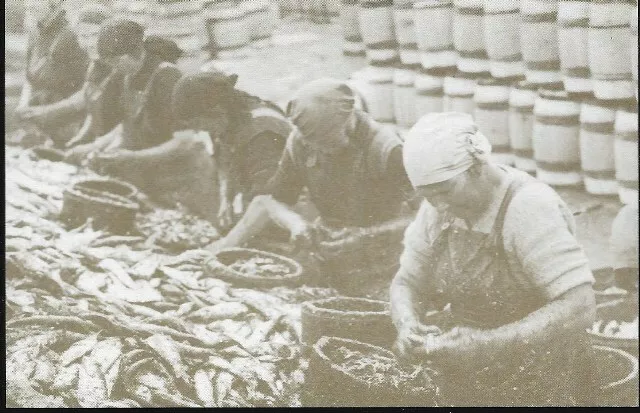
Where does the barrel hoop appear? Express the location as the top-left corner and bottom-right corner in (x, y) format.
(564, 67), (591, 77)
(476, 101), (510, 110)
(366, 40), (398, 49)
(159, 9), (200, 19)
(361, 0), (394, 8)
(456, 6), (484, 15)
(394, 2), (414, 10)
(513, 148), (534, 158)
(493, 53), (523, 63)
(458, 50), (489, 59)
(526, 60), (562, 71)
(618, 180), (639, 190)
(511, 105), (534, 112)
(345, 35), (364, 42)
(581, 122), (615, 134)
(421, 44), (456, 53)
(521, 12), (558, 23)
(492, 145), (511, 153)
(446, 92), (475, 98)
(215, 43), (249, 51)
(342, 0), (358, 5)
(592, 73), (633, 81)
(416, 88), (444, 96)
(559, 18), (589, 28)
(400, 42), (419, 50)
(583, 169), (616, 180)
(344, 49), (367, 56)
(484, 8), (519, 15)
(537, 161), (581, 172)
(414, 1), (452, 10)
(589, 24), (631, 29)
(536, 114), (580, 125)
(616, 131), (639, 142)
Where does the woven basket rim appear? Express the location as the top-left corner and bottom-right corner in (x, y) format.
(213, 247), (304, 281)
(303, 296), (391, 317)
(592, 345), (639, 390)
(64, 187), (139, 211)
(73, 177), (139, 197)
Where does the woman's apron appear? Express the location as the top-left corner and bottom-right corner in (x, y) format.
(85, 62), (119, 138)
(422, 177), (592, 406)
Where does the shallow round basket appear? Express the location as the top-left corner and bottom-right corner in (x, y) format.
(304, 336), (439, 407)
(31, 146), (65, 162)
(588, 298), (639, 357)
(60, 185), (140, 234)
(301, 297), (394, 348)
(207, 247), (304, 288)
(592, 345), (639, 406)
(73, 177), (139, 199)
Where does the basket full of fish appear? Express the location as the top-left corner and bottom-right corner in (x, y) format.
(304, 336), (441, 407)
(206, 248), (305, 289)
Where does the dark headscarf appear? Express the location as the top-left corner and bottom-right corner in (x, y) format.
(171, 71), (241, 123)
(97, 18), (145, 59)
(143, 36), (183, 64)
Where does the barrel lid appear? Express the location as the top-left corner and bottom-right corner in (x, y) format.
(617, 98), (639, 113)
(369, 57), (401, 68)
(419, 66), (457, 76)
(414, 0), (453, 9)
(566, 91), (595, 102)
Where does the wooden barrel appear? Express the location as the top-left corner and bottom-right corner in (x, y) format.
(443, 70), (482, 115)
(393, 0), (419, 65)
(509, 80), (538, 173)
(113, 0), (149, 26)
(353, 62), (397, 122)
(483, 0), (525, 78)
(558, 0), (592, 93)
(533, 88), (583, 186)
(340, 0), (366, 55)
(474, 77), (515, 166)
(453, 0), (489, 74)
(591, 345), (640, 407)
(147, 0), (206, 58)
(243, 0), (273, 41)
(76, 4), (112, 60)
(520, 0), (562, 85)
(631, 5), (638, 101)
(358, 1), (396, 49)
(327, 0), (342, 15)
(415, 68), (450, 117)
(203, 0), (251, 55)
(614, 101), (639, 204)
(414, 0), (457, 70)
(579, 98), (620, 195)
(393, 64), (419, 127)
(588, 0), (634, 100)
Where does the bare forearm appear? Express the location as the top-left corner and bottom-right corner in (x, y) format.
(32, 87), (86, 116)
(261, 196), (306, 233)
(18, 82), (32, 108)
(390, 270), (424, 330)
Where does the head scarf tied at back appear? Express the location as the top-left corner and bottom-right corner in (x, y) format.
(403, 112), (492, 188)
(144, 36), (183, 64)
(286, 78), (356, 145)
(171, 70), (241, 124)
(97, 18), (145, 59)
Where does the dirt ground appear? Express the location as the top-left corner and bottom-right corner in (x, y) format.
(5, 14), (624, 272)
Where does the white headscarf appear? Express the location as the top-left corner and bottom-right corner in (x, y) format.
(403, 112), (492, 188)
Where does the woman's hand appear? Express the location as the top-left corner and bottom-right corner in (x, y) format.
(418, 326), (482, 372)
(217, 197), (234, 231)
(393, 322), (443, 362)
(65, 142), (99, 165)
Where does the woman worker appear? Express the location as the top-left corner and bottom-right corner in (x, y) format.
(90, 71), (291, 227)
(390, 112), (596, 406)
(15, 0), (89, 147)
(66, 34), (184, 150)
(65, 18), (182, 162)
(610, 203), (639, 293)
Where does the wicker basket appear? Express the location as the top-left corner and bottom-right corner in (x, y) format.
(31, 146), (65, 162)
(316, 217), (411, 299)
(588, 298), (639, 357)
(301, 297), (395, 348)
(592, 345), (639, 406)
(73, 178), (139, 199)
(60, 181), (140, 234)
(206, 247), (304, 289)
(304, 336), (439, 407)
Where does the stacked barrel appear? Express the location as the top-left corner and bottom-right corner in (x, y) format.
(75, 4), (113, 60)
(279, 0), (339, 21)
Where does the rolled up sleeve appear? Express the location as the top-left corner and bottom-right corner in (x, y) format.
(504, 185), (594, 301)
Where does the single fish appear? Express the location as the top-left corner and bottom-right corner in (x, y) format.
(60, 333), (100, 367)
(143, 334), (190, 383)
(194, 369), (217, 407)
(77, 357), (108, 408)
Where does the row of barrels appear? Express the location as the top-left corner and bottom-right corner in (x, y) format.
(340, 0), (638, 101)
(349, 66), (638, 204)
(277, 0), (341, 21)
(26, 0), (280, 60)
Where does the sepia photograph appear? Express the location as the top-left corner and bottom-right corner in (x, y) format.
(4, 0), (639, 408)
